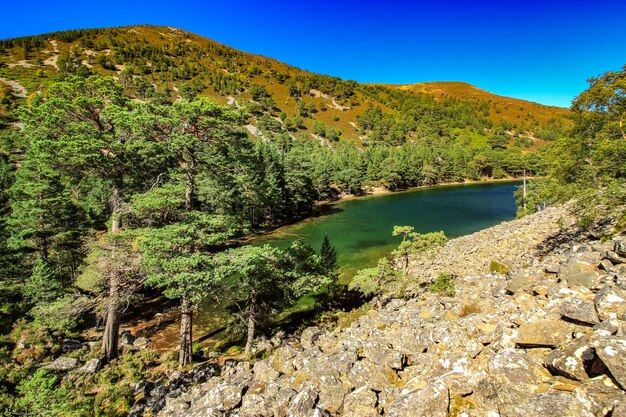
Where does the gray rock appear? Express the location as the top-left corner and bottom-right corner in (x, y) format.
(120, 330), (135, 346)
(593, 337), (626, 390)
(605, 251), (626, 265)
(506, 392), (594, 417)
(41, 356), (78, 372)
(600, 259), (615, 272)
(386, 382), (449, 417)
(594, 319), (619, 335)
(574, 375), (624, 417)
(189, 375), (249, 413)
(515, 319), (572, 348)
(133, 337), (149, 349)
(62, 339), (82, 353)
(300, 326), (322, 350)
(595, 285), (626, 321)
(488, 348), (550, 390)
(272, 387), (296, 417)
(559, 297), (600, 325)
(612, 401), (626, 417)
(342, 385), (379, 417)
(287, 383), (318, 417)
(505, 272), (540, 295)
(239, 394), (271, 417)
(559, 258), (600, 288)
(253, 359), (280, 383)
(316, 375), (346, 414)
(347, 359), (399, 392)
(75, 358), (101, 374)
(545, 336), (594, 381)
(271, 345), (300, 374)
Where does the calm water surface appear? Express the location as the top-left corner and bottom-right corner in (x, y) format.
(253, 180), (522, 277)
(180, 180), (522, 349)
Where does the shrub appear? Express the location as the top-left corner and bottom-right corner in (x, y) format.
(459, 302), (481, 317)
(428, 273), (455, 296)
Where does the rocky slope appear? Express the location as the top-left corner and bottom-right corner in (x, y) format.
(155, 205), (626, 417)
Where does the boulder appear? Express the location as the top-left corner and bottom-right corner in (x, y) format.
(272, 387), (296, 417)
(272, 345), (300, 374)
(386, 381), (449, 417)
(133, 337), (149, 349)
(189, 375), (249, 414)
(593, 337), (626, 390)
(545, 336), (595, 381)
(559, 297), (600, 325)
(574, 375), (624, 417)
(120, 331), (135, 346)
(488, 348), (550, 390)
(41, 356), (77, 372)
(605, 251), (626, 265)
(300, 326), (322, 350)
(515, 319), (572, 348)
(595, 285), (626, 321)
(75, 358), (101, 374)
(253, 359), (280, 383)
(316, 375), (347, 414)
(287, 383), (318, 417)
(239, 394), (271, 417)
(559, 258), (599, 288)
(506, 392), (594, 417)
(62, 339), (82, 353)
(347, 359), (399, 392)
(342, 385), (379, 417)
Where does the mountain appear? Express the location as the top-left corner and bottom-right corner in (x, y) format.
(0, 25), (570, 147)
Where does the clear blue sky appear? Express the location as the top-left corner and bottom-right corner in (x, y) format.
(1, 0), (625, 108)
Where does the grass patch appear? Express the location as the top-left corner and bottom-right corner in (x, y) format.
(489, 260), (509, 275)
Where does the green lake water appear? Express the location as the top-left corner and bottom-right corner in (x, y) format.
(190, 180), (521, 344)
(253, 180), (522, 278)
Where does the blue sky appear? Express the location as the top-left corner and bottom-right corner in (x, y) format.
(1, 0), (625, 107)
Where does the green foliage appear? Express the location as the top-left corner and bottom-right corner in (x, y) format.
(392, 227), (447, 276)
(320, 234), (339, 280)
(520, 65), (626, 221)
(428, 273), (455, 296)
(140, 214), (238, 302)
(21, 256), (63, 305)
(348, 257), (400, 299)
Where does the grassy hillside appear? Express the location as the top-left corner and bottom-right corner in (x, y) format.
(0, 25), (570, 147)
(392, 81), (570, 130)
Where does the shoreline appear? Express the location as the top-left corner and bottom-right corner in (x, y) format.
(320, 176), (531, 206)
(239, 176), (532, 245)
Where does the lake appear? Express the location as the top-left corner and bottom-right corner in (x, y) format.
(152, 180), (522, 350)
(253, 180), (522, 277)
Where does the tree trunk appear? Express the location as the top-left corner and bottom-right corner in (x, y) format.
(101, 182), (123, 363)
(110, 183), (123, 233)
(101, 272), (120, 363)
(185, 170), (194, 211)
(179, 297), (193, 367)
(244, 297), (256, 356)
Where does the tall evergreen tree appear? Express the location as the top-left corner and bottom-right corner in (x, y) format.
(19, 75), (169, 362)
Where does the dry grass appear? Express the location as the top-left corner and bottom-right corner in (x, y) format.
(459, 302), (481, 317)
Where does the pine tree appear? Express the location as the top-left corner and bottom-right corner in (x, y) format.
(320, 234), (338, 279)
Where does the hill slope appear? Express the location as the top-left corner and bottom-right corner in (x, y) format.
(0, 25), (569, 147)
(391, 81), (569, 128)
